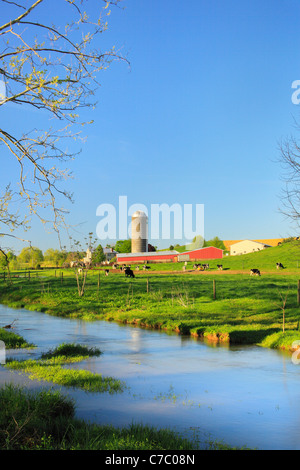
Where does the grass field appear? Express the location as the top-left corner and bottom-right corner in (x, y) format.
(1, 241), (300, 351)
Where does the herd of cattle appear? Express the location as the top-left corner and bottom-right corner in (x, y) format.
(100, 261), (286, 278)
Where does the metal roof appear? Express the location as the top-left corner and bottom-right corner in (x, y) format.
(117, 250), (179, 258)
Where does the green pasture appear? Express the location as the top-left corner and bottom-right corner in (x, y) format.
(1, 242), (300, 350)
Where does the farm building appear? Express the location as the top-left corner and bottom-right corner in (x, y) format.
(117, 246), (223, 264)
(117, 250), (178, 264)
(103, 247), (118, 261)
(177, 246), (223, 261)
(224, 238), (284, 250)
(230, 239), (271, 256)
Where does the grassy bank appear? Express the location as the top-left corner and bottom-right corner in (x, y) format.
(0, 384), (211, 450)
(0, 327), (35, 349)
(1, 242), (300, 352)
(5, 343), (125, 393)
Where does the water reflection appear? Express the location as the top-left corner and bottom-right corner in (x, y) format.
(1, 304), (300, 450)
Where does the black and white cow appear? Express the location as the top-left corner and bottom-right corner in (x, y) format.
(250, 269), (261, 276)
(105, 269), (109, 276)
(276, 263), (284, 269)
(125, 267), (135, 278)
(217, 264), (223, 270)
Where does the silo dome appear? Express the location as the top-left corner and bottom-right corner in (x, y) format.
(131, 211), (148, 253)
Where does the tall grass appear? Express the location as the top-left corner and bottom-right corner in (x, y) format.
(0, 327), (35, 349)
(0, 385), (205, 450)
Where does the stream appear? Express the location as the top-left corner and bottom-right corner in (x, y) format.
(1, 303), (300, 450)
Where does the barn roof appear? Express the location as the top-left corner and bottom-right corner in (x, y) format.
(117, 250), (179, 258)
(230, 239), (272, 247)
(179, 246), (223, 255)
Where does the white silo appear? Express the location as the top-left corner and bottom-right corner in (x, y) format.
(131, 210), (148, 253)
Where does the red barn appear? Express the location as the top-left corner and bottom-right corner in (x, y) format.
(117, 250), (178, 264)
(117, 246), (222, 264)
(178, 246), (223, 261)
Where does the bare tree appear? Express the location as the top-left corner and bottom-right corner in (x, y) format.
(0, 0), (127, 246)
(279, 121), (300, 227)
(70, 232), (98, 297)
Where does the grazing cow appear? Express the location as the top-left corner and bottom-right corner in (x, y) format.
(143, 265), (150, 270)
(125, 267), (135, 278)
(250, 269), (261, 276)
(217, 264), (223, 270)
(104, 269), (109, 276)
(276, 263), (284, 269)
(202, 263), (209, 270)
(193, 263), (203, 271)
(135, 266), (140, 271)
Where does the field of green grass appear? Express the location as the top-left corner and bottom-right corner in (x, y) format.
(1, 241), (300, 351)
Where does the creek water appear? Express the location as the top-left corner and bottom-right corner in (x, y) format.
(1, 303), (300, 450)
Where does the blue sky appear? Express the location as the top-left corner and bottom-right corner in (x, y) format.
(2, 0), (300, 253)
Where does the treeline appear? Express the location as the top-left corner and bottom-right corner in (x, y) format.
(0, 236), (227, 270)
(0, 245), (107, 270)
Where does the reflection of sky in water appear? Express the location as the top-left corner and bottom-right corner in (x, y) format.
(1, 304), (300, 450)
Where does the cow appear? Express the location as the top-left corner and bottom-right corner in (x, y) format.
(276, 263), (284, 269)
(250, 269), (261, 276)
(202, 263), (209, 270)
(217, 264), (223, 270)
(105, 269), (109, 276)
(135, 266), (140, 271)
(193, 263), (201, 269)
(143, 265), (150, 270)
(125, 267), (135, 278)
(78, 268), (83, 274)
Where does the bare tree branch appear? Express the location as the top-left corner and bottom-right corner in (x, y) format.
(0, 0), (128, 245)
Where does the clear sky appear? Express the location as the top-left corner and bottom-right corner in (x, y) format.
(2, 0), (300, 253)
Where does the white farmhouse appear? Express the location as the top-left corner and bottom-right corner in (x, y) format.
(230, 239), (271, 256)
